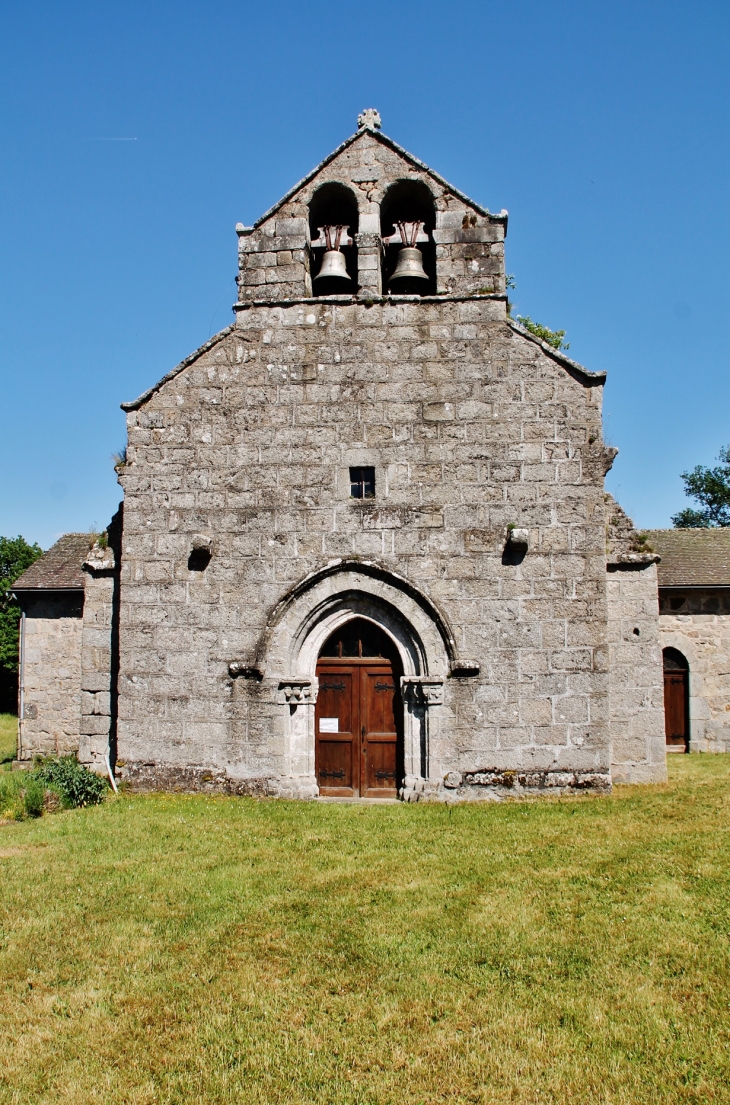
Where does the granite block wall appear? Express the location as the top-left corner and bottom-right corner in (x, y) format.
(606, 562), (667, 783)
(659, 589), (730, 752)
(117, 294), (614, 796)
(17, 594), (83, 760)
(78, 511), (122, 773)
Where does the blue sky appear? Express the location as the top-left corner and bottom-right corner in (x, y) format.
(1, 0), (728, 548)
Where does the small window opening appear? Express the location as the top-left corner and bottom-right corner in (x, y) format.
(188, 548), (211, 572)
(350, 466), (375, 499)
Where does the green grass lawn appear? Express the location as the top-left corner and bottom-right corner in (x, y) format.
(0, 715), (15, 770)
(1, 756), (729, 1105)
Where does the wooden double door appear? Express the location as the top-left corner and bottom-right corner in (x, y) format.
(315, 619), (403, 798)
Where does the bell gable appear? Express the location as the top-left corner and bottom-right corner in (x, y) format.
(236, 111), (508, 301)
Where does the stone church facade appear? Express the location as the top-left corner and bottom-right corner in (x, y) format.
(13, 111), (670, 799)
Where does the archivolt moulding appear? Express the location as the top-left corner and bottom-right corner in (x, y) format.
(251, 557), (475, 678)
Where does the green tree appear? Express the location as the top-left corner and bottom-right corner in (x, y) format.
(0, 536), (43, 713)
(672, 445), (730, 528)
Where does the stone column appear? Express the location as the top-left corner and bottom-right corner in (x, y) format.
(400, 676), (444, 801)
(277, 678), (319, 799)
(354, 233), (382, 296)
(79, 508), (122, 774)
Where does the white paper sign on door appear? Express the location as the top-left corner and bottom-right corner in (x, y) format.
(319, 718), (339, 733)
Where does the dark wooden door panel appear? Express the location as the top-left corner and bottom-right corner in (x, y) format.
(318, 671), (354, 736)
(362, 666), (399, 797)
(315, 628), (403, 798)
(363, 670), (398, 733)
(315, 666), (357, 795)
(664, 670), (688, 749)
(317, 739), (354, 790)
(365, 738), (398, 795)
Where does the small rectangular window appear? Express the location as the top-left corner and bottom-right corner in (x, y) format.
(350, 466), (375, 499)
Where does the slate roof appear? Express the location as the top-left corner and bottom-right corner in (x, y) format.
(12, 534), (91, 592)
(642, 528), (730, 588)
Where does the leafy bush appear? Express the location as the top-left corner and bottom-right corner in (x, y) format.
(515, 315), (570, 351)
(23, 776), (45, 818)
(34, 757), (107, 808)
(0, 757), (107, 819)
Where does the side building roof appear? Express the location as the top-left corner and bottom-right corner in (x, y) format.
(12, 534), (91, 592)
(642, 528), (730, 588)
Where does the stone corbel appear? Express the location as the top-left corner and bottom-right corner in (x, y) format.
(228, 662), (263, 680)
(278, 679), (316, 706)
(400, 676), (444, 706)
(83, 543), (115, 574)
(505, 526), (529, 552)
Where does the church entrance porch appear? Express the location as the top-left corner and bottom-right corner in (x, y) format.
(315, 619), (403, 798)
(256, 561), (453, 801)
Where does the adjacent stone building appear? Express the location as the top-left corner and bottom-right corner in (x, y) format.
(645, 528), (730, 753)
(13, 511), (122, 771)
(12, 534), (88, 761)
(12, 110), (672, 798)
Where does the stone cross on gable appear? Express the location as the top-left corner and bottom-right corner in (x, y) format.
(357, 108), (382, 131)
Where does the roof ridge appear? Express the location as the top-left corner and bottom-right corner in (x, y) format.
(121, 326), (234, 412)
(506, 318), (606, 385)
(247, 128), (499, 232)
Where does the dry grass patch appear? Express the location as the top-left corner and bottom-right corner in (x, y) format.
(0, 756), (729, 1104)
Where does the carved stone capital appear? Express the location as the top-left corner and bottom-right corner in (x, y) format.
(278, 679), (316, 705)
(400, 676), (444, 706)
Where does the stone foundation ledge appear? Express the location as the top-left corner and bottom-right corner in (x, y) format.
(119, 762), (280, 798)
(401, 770), (611, 802)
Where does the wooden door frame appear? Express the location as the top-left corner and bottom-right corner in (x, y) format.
(663, 647), (690, 754)
(663, 668), (690, 753)
(315, 655), (403, 797)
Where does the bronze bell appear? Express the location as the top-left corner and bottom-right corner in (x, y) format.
(314, 249), (350, 284)
(389, 246), (429, 288)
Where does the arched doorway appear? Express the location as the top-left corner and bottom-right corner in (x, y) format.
(315, 618), (403, 798)
(663, 647), (689, 753)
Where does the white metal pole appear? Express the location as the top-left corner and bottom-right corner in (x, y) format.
(17, 608), (26, 762)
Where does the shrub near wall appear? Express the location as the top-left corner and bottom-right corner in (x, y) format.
(0, 757), (107, 821)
